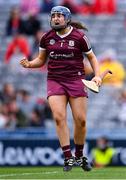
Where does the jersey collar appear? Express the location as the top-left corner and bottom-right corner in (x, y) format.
(56, 26), (73, 38)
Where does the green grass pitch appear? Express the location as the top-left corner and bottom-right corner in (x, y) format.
(0, 166), (126, 179)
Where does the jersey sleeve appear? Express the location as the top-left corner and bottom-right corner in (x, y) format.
(80, 34), (92, 54)
(39, 33), (46, 51)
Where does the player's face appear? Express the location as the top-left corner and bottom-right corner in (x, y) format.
(51, 13), (65, 27)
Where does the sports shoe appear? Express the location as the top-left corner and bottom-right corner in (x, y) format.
(75, 156), (92, 171)
(63, 156), (75, 172)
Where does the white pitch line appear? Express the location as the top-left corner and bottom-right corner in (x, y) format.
(0, 171), (59, 177)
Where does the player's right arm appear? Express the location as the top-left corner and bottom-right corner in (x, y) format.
(20, 49), (47, 68)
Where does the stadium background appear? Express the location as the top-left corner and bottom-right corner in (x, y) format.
(0, 0), (126, 167)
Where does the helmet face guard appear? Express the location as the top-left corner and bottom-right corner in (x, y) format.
(50, 6), (71, 30)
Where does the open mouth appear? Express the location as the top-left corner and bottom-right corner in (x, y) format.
(55, 22), (60, 25)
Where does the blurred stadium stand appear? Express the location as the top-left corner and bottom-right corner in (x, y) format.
(0, 0), (126, 140)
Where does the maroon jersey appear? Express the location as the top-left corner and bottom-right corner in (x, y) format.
(39, 26), (92, 81)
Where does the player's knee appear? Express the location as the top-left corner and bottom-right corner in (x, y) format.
(53, 112), (66, 126)
(76, 116), (86, 128)
(81, 119), (86, 128)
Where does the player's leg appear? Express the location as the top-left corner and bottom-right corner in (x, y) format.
(48, 95), (74, 171)
(48, 95), (69, 146)
(69, 96), (87, 146)
(69, 96), (92, 171)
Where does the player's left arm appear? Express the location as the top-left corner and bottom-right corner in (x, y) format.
(86, 51), (102, 86)
(80, 34), (101, 86)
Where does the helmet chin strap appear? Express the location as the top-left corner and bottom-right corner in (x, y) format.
(53, 24), (66, 31)
(50, 20), (70, 31)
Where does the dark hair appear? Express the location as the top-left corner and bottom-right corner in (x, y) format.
(70, 21), (88, 31)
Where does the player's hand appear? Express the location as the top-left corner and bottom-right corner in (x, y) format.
(91, 76), (102, 87)
(20, 58), (31, 68)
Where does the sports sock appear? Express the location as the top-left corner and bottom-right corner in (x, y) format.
(62, 145), (72, 160)
(75, 144), (84, 158)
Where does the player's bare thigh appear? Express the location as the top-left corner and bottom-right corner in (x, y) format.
(48, 95), (68, 121)
(69, 97), (87, 122)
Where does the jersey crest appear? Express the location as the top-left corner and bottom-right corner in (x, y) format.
(49, 39), (55, 45)
(69, 40), (74, 47)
